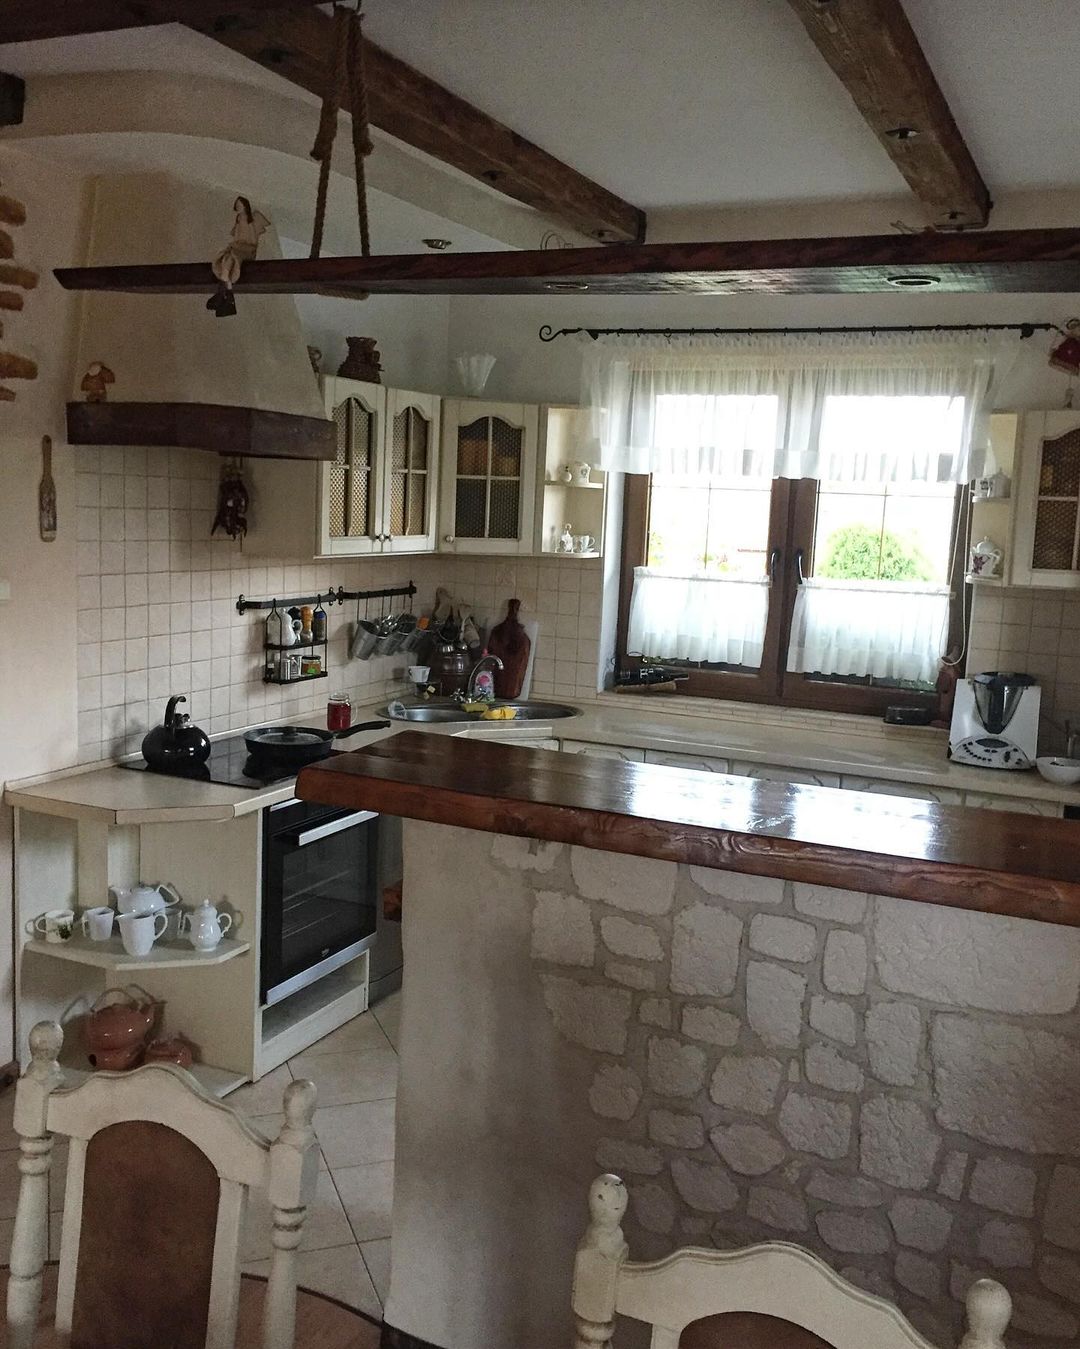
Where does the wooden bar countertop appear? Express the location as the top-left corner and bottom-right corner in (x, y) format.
(296, 732), (1080, 927)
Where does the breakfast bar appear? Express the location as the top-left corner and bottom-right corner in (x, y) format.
(298, 735), (1080, 1349)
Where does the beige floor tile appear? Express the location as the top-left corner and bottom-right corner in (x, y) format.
(288, 1047), (398, 1108)
(241, 1168), (353, 1262)
(331, 1161), (394, 1243)
(0, 1091), (21, 1152)
(0, 1147), (22, 1221)
(371, 990), (402, 1052)
(243, 1243), (381, 1318)
(226, 1063), (294, 1117)
(49, 1139), (68, 1212)
(315, 1099), (396, 1170)
(299, 1012), (391, 1060)
(360, 1238), (391, 1306)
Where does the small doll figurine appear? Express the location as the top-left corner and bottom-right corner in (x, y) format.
(208, 195), (271, 318)
(80, 361), (115, 402)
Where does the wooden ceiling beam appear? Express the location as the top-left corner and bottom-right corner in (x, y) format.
(191, 7), (646, 244)
(0, 1), (326, 44)
(786, 0), (991, 229)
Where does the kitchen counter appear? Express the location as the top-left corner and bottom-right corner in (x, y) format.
(298, 732), (1080, 926)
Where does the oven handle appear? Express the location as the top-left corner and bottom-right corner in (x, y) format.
(282, 809), (379, 848)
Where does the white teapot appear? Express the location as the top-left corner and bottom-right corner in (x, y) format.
(179, 900), (233, 952)
(969, 536), (1003, 578)
(109, 881), (181, 916)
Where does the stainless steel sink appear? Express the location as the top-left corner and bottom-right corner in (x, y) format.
(383, 699), (580, 723)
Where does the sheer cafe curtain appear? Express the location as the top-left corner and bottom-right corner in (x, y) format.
(591, 331), (1009, 677)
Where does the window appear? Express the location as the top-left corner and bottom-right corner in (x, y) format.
(617, 399), (969, 717)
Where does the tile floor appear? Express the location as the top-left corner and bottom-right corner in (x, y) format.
(0, 988), (401, 1324)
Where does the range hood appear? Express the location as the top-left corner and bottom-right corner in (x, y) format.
(67, 172), (334, 460)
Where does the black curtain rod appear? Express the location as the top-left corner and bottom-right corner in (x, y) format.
(537, 321), (1058, 343)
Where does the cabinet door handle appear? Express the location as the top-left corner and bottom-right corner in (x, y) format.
(444, 534), (455, 543)
(769, 547), (781, 586)
(794, 548), (806, 585)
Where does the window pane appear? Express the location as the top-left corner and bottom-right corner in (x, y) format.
(649, 476), (772, 578)
(813, 481), (954, 584)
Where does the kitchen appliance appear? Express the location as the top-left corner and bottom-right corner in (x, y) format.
(949, 671), (1040, 770)
(141, 695), (211, 770)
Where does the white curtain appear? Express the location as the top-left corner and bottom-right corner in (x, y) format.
(582, 330), (1008, 483)
(787, 579), (950, 684)
(628, 569), (769, 666)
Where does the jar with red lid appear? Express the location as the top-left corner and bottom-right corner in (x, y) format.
(327, 692), (351, 731)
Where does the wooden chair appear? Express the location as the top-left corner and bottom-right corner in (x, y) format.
(6, 1021), (319, 1349)
(572, 1174), (1013, 1349)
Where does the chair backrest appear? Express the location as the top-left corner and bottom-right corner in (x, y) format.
(571, 1174), (1014, 1349)
(6, 1021), (318, 1349)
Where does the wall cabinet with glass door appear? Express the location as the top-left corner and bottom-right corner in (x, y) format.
(1010, 410), (1080, 588)
(244, 377), (440, 558)
(439, 399), (538, 555)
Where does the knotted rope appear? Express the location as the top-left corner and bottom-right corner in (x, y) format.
(310, 4), (373, 262)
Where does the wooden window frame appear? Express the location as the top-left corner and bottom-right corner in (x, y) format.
(617, 474), (965, 719)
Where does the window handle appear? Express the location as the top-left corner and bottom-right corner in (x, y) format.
(769, 547), (781, 586)
(794, 548), (806, 585)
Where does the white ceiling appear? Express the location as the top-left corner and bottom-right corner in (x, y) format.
(1, 0), (1078, 217)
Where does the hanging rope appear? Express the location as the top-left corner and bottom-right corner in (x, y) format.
(309, 4), (374, 262)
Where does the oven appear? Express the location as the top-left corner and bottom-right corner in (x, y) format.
(261, 795), (383, 1007)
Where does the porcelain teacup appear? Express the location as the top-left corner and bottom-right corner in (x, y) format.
(32, 909), (75, 944)
(81, 907), (115, 942)
(117, 910), (168, 958)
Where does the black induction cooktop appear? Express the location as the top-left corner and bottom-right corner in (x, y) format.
(119, 722), (390, 790)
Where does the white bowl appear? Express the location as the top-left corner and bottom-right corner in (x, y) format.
(1036, 756), (1080, 786)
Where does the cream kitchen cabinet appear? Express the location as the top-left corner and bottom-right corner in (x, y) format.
(644, 749), (731, 773)
(1010, 410), (1080, 588)
(730, 760), (841, 789)
(561, 740), (646, 763)
(439, 399), (539, 555)
(839, 774), (962, 805)
(961, 791), (1063, 817)
(245, 377), (440, 558)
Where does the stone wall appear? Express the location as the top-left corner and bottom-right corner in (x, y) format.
(497, 833), (1080, 1349)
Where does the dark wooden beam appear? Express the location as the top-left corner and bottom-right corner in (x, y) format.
(191, 7), (645, 245)
(67, 401), (335, 460)
(787, 0), (991, 229)
(53, 226), (1080, 298)
(0, 1), (326, 45)
(0, 70), (22, 124)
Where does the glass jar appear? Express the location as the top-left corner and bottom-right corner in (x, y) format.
(327, 692), (351, 731)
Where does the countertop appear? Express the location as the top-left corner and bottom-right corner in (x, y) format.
(296, 732), (1080, 927)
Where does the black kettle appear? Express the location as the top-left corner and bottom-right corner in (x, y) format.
(141, 695), (211, 770)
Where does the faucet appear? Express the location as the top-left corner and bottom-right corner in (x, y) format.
(466, 653), (504, 702)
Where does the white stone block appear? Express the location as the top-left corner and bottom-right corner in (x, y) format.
(688, 867), (783, 905)
(932, 1015), (1080, 1155)
(778, 1093), (851, 1160)
(860, 1097), (940, 1189)
(816, 1211), (891, 1255)
(936, 1151), (967, 1201)
(888, 1197), (952, 1253)
(874, 895), (1080, 1014)
(1011, 1293), (1079, 1340)
(1045, 1165), (1080, 1251)
(570, 847), (676, 914)
(671, 1158), (739, 1213)
(594, 1138), (664, 1176)
(600, 915), (664, 961)
(977, 1218), (1034, 1269)
(531, 890), (595, 967)
(639, 997), (672, 1029)
(894, 1250), (942, 1302)
(541, 976), (632, 1054)
(631, 1182), (676, 1235)
(646, 1036), (707, 1098)
(605, 962), (656, 990)
(793, 883), (866, 925)
(806, 1171), (882, 1208)
(823, 930), (866, 995)
(865, 1002), (921, 1087)
(749, 914), (817, 963)
(648, 1110), (705, 1150)
(809, 996), (857, 1047)
(804, 1044), (863, 1094)
(968, 1157), (1037, 1217)
(709, 1055), (782, 1116)
(491, 834), (562, 872)
(681, 1005), (740, 1046)
(747, 1186), (809, 1232)
(710, 1122), (786, 1176)
(670, 904), (742, 997)
(747, 962), (806, 1048)
(588, 1065), (642, 1121)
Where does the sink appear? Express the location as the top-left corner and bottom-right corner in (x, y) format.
(383, 699), (580, 723)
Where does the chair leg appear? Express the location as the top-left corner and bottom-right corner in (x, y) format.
(6, 1133), (53, 1349)
(262, 1204), (306, 1349)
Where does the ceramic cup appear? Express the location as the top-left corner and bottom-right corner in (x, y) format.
(574, 534), (595, 553)
(32, 909), (75, 944)
(117, 910), (168, 958)
(408, 665), (431, 686)
(81, 907), (115, 943)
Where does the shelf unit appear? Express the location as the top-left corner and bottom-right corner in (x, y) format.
(540, 406), (606, 557)
(258, 952), (368, 1076)
(26, 935), (250, 972)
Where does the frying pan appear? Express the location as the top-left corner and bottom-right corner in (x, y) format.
(243, 721), (391, 769)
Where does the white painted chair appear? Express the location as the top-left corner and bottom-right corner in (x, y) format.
(572, 1174), (1013, 1349)
(6, 1020), (318, 1349)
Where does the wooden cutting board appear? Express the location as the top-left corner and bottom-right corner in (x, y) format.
(488, 598), (531, 699)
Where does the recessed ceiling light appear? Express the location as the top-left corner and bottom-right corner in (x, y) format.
(886, 274), (941, 288)
(422, 238), (452, 250)
(543, 281), (590, 292)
